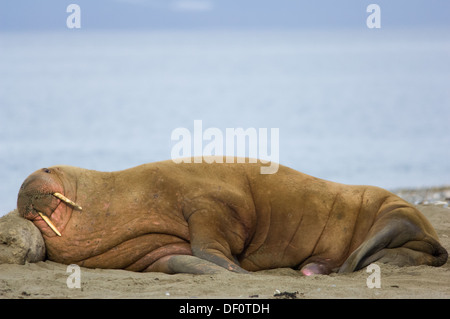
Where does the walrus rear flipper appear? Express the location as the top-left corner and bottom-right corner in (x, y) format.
(338, 211), (448, 273)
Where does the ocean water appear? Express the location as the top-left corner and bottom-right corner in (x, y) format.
(1, 28), (449, 216)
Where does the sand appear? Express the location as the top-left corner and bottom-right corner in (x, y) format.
(0, 190), (449, 300)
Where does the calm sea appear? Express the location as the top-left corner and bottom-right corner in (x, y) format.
(1, 28), (449, 216)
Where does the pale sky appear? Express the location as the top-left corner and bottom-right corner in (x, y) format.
(0, 0), (449, 31)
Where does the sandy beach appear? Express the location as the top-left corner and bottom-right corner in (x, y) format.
(0, 187), (449, 299)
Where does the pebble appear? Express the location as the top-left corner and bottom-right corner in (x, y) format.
(433, 201), (449, 208)
(395, 186), (450, 208)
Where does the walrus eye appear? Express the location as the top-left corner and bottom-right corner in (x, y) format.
(43, 168), (51, 174)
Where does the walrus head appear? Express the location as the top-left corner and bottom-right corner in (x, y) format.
(17, 167), (82, 237)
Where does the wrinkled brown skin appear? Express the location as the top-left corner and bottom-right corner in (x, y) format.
(17, 158), (448, 275)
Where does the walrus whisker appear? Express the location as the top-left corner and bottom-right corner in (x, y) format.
(38, 212), (62, 237)
(53, 192), (82, 211)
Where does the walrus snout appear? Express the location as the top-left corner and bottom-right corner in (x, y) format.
(18, 169), (61, 218)
(17, 186), (63, 237)
(17, 168), (82, 237)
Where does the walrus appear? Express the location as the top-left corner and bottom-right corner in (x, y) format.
(16, 157), (448, 275)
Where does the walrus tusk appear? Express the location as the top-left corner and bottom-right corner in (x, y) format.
(38, 212), (62, 237)
(53, 192), (83, 211)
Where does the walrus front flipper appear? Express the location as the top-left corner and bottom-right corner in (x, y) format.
(184, 204), (250, 274)
(339, 208), (448, 273)
(145, 255), (228, 274)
